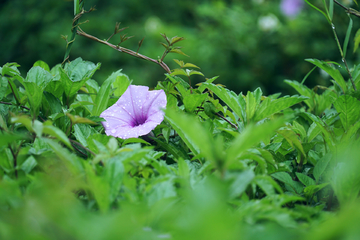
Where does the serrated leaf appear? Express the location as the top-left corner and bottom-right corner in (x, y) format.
(229, 169), (255, 199)
(306, 59), (347, 93)
(226, 118), (285, 165)
(254, 95), (307, 122)
(333, 95), (360, 131)
(169, 48), (189, 57)
(165, 108), (214, 162)
(43, 125), (72, 149)
(277, 129), (305, 156)
(202, 82), (246, 122)
(313, 153), (331, 183)
(296, 172), (316, 187)
(93, 70), (122, 116)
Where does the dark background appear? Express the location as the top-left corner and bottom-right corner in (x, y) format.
(1, 0), (359, 95)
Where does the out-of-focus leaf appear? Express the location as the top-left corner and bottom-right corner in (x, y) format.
(229, 169), (254, 199)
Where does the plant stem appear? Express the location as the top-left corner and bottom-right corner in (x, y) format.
(62, 0), (85, 66)
(76, 27), (171, 73)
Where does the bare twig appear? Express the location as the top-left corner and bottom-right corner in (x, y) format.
(76, 27), (171, 73)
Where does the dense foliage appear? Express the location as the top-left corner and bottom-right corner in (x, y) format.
(1, 0), (360, 239)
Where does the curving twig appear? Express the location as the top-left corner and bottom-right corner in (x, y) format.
(76, 27), (171, 74)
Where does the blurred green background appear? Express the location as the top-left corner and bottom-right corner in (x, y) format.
(1, 0), (359, 94)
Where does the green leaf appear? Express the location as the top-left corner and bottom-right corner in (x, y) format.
(103, 156), (125, 203)
(304, 0), (331, 23)
(254, 175), (284, 195)
(246, 91), (257, 122)
(43, 125), (73, 149)
(333, 95), (360, 131)
(202, 82), (246, 122)
(63, 58), (101, 97)
(353, 28), (360, 53)
(24, 66), (53, 89)
(0, 77), (8, 100)
(313, 153), (331, 183)
(92, 71), (121, 116)
(33, 60), (50, 72)
(183, 92), (208, 113)
(304, 183), (329, 197)
(295, 172), (316, 187)
(84, 162), (110, 213)
(20, 155), (37, 174)
(272, 172), (304, 194)
(226, 118), (285, 165)
(165, 108), (214, 161)
(254, 95), (307, 122)
(73, 124), (92, 147)
(112, 72), (131, 97)
(45, 138), (83, 174)
(306, 59), (347, 93)
(277, 129), (306, 156)
(343, 16), (353, 58)
(123, 138), (151, 146)
(229, 169), (255, 199)
(22, 66), (53, 116)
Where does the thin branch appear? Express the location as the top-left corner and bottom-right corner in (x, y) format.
(76, 27), (171, 73)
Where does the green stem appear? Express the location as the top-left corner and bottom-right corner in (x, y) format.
(62, 0), (85, 67)
(331, 9), (357, 91)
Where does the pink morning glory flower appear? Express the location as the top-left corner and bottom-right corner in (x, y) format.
(100, 85), (167, 139)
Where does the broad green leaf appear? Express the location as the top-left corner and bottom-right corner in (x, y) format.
(254, 175), (284, 195)
(277, 129), (305, 156)
(197, 76), (219, 93)
(183, 92), (208, 113)
(254, 95), (307, 122)
(33, 60), (50, 72)
(112, 72), (131, 97)
(104, 156), (125, 203)
(45, 138), (83, 174)
(333, 95), (360, 131)
(42, 92), (62, 116)
(246, 91), (257, 122)
(22, 66), (53, 116)
(85, 79), (99, 102)
(63, 58), (101, 97)
(177, 158), (190, 179)
(229, 169), (255, 199)
(24, 66), (53, 89)
(272, 172), (304, 194)
(84, 162), (110, 213)
(313, 153), (331, 183)
(43, 125), (73, 149)
(295, 172), (316, 187)
(292, 121), (307, 141)
(153, 138), (189, 160)
(304, 183), (330, 197)
(202, 82), (246, 122)
(341, 120), (360, 142)
(21, 155), (37, 174)
(226, 118), (285, 165)
(0, 77), (8, 100)
(92, 71), (121, 116)
(165, 108), (214, 161)
(0, 132), (27, 147)
(238, 152), (267, 174)
(306, 59), (347, 93)
(73, 124), (92, 147)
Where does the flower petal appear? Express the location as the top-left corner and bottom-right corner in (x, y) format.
(100, 85), (167, 139)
